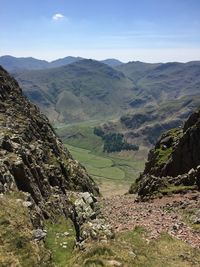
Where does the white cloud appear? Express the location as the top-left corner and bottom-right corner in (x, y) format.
(52, 13), (65, 21)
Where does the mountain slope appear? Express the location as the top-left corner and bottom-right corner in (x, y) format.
(15, 59), (135, 122)
(116, 61), (161, 83)
(0, 55), (49, 72)
(117, 61), (200, 102)
(0, 55), (123, 72)
(0, 65), (98, 204)
(97, 61), (200, 146)
(0, 55), (84, 72)
(98, 94), (200, 147)
(50, 56), (83, 68)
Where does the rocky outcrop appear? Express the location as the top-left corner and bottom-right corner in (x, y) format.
(132, 109), (200, 197)
(0, 66), (99, 225)
(69, 192), (114, 248)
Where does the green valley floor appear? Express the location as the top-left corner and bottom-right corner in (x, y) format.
(66, 144), (145, 196)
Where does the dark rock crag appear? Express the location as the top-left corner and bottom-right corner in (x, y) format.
(131, 109), (200, 197)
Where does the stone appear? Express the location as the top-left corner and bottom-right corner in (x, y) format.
(106, 260), (123, 266)
(72, 192), (113, 246)
(63, 231), (69, 236)
(33, 229), (47, 241)
(82, 192), (94, 205)
(191, 215), (200, 224)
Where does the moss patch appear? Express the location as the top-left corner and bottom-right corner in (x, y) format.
(156, 147), (173, 166)
(154, 128), (183, 168)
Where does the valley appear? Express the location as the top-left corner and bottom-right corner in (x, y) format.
(66, 144), (145, 196)
(55, 121), (146, 196)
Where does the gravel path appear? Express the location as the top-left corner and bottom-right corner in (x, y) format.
(100, 192), (200, 249)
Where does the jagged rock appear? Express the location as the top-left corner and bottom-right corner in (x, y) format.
(132, 109), (200, 197)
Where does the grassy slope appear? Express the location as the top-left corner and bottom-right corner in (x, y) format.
(2, 192), (200, 267)
(0, 192), (51, 267)
(45, 222), (200, 267)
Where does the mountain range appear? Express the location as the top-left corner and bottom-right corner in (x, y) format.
(1, 55), (200, 146)
(0, 55), (123, 72)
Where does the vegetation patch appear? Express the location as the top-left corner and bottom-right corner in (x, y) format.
(56, 122), (104, 153)
(44, 216), (76, 267)
(160, 185), (197, 195)
(72, 227), (200, 266)
(66, 144), (144, 196)
(0, 192), (51, 267)
(155, 147), (173, 167)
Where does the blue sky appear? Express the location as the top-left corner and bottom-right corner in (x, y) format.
(0, 0), (200, 62)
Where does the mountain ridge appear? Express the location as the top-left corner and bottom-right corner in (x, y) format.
(0, 55), (124, 72)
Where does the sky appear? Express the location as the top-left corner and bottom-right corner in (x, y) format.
(0, 0), (200, 62)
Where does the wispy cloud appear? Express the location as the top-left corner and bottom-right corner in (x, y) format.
(52, 13), (65, 21)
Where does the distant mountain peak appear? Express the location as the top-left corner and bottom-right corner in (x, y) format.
(101, 58), (123, 67)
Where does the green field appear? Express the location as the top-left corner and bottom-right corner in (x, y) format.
(66, 144), (144, 196)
